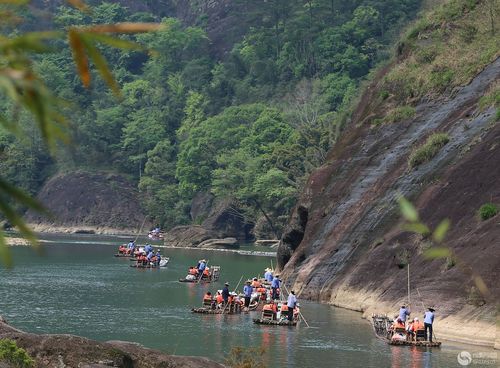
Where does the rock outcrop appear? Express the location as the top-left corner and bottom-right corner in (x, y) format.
(164, 198), (253, 247)
(278, 57), (500, 347)
(0, 317), (224, 368)
(24, 171), (149, 234)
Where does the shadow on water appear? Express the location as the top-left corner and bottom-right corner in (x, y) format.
(0, 234), (494, 367)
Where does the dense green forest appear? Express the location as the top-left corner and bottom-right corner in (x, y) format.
(0, 0), (423, 236)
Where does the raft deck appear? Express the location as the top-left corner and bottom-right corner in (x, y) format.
(253, 318), (297, 326)
(389, 340), (441, 347)
(192, 306), (241, 314)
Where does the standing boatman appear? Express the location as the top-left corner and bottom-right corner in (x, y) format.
(424, 307), (435, 342)
(271, 274), (281, 300)
(264, 268), (273, 282)
(287, 290), (297, 321)
(399, 304), (411, 325)
(198, 259), (206, 280)
(243, 280), (253, 312)
(222, 282), (230, 306)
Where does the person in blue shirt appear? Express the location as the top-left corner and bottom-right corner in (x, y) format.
(198, 259), (206, 279)
(399, 305), (411, 324)
(271, 275), (281, 300)
(243, 280), (253, 311)
(424, 307), (435, 342)
(264, 268), (273, 282)
(146, 250), (154, 263)
(287, 290), (297, 321)
(155, 250), (161, 266)
(127, 240), (135, 255)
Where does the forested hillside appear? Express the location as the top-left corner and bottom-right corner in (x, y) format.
(1, 0), (423, 234)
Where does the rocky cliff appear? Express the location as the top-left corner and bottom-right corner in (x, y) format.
(25, 171), (149, 234)
(278, 4), (500, 347)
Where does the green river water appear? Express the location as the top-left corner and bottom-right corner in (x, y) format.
(0, 234), (495, 367)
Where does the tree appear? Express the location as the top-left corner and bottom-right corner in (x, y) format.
(0, 0), (161, 266)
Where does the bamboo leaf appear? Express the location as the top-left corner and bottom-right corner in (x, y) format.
(87, 33), (147, 51)
(0, 0), (30, 5)
(80, 34), (120, 95)
(0, 201), (40, 252)
(1, 31), (62, 53)
(472, 276), (490, 298)
(0, 231), (13, 269)
(83, 22), (164, 34)
(433, 219), (450, 243)
(65, 0), (89, 12)
(68, 29), (90, 87)
(402, 222), (430, 235)
(398, 197), (419, 222)
(0, 177), (47, 214)
(423, 247), (452, 259)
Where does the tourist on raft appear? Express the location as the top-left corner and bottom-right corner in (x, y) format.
(215, 291), (224, 309)
(127, 240), (135, 255)
(271, 274), (281, 300)
(251, 277), (261, 288)
(243, 280), (253, 311)
(262, 299), (278, 320)
(407, 317), (424, 341)
(203, 291), (214, 309)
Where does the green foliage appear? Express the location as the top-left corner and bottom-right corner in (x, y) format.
(408, 133), (450, 168)
(384, 0), (499, 107)
(478, 203), (498, 220)
(0, 339), (35, 368)
(1, 0), (426, 234)
(374, 105), (416, 125)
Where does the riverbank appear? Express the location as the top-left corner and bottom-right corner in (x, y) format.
(0, 316), (224, 368)
(327, 288), (498, 349)
(25, 223), (138, 235)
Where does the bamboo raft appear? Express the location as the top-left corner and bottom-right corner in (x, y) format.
(192, 305), (242, 314)
(253, 318), (298, 326)
(114, 253), (133, 257)
(372, 315), (441, 347)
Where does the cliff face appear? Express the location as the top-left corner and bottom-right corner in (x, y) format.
(25, 171), (149, 233)
(278, 56), (500, 346)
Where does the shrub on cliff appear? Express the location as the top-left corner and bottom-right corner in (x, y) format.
(0, 339), (35, 368)
(478, 203), (498, 220)
(408, 133), (450, 168)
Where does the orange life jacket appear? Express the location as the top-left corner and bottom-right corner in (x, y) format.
(203, 269), (209, 276)
(413, 321), (424, 331)
(281, 304), (289, 312)
(263, 304), (275, 311)
(252, 280), (261, 288)
(189, 268), (198, 275)
(216, 295), (223, 304)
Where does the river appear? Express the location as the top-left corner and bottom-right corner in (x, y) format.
(0, 234), (494, 367)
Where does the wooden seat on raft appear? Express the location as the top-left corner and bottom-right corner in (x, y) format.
(415, 329), (426, 341)
(262, 309), (274, 320)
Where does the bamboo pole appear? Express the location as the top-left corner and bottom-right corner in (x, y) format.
(282, 283), (310, 328)
(416, 287), (438, 341)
